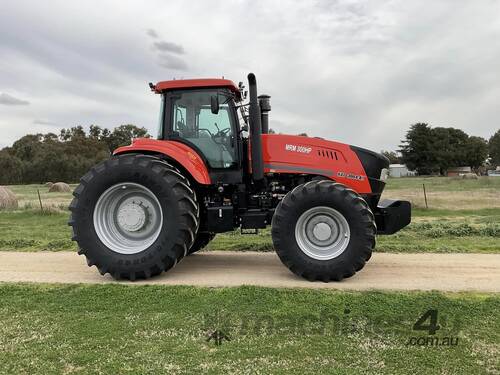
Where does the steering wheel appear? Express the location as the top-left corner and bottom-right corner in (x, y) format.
(211, 123), (231, 137)
(215, 127), (231, 138)
(199, 127), (229, 147)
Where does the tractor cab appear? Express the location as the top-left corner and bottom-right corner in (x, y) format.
(155, 79), (243, 172)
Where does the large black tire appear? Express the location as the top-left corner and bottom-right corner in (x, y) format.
(271, 180), (375, 282)
(187, 232), (216, 255)
(69, 154), (199, 280)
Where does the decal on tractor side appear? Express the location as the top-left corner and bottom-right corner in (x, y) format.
(337, 171), (365, 181)
(285, 144), (312, 154)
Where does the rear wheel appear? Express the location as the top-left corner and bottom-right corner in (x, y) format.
(69, 154), (199, 280)
(271, 180), (375, 281)
(187, 232), (216, 255)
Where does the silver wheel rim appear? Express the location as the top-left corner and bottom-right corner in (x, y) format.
(295, 206), (350, 260)
(93, 182), (163, 255)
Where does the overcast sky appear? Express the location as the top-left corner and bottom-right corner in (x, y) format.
(1, 0), (499, 151)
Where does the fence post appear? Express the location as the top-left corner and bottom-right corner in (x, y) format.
(422, 183), (428, 209)
(37, 189), (43, 212)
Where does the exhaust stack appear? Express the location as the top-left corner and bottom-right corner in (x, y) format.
(258, 94), (271, 134)
(247, 73), (264, 182)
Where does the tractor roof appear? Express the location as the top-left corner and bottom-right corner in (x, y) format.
(154, 78), (240, 98)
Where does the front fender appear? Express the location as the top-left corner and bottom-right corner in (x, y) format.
(114, 138), (211, 185)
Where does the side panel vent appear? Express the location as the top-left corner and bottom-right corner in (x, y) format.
(317, 149), (338, 161)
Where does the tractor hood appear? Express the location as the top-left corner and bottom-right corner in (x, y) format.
(349, 145), (389, 191)
(261, 134), (376, 194)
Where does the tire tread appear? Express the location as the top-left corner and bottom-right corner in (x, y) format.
(69, 153), (199, 280)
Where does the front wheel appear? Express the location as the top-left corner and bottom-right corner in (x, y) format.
(69, 154), (199, 280)
(271, 180), (376, 282)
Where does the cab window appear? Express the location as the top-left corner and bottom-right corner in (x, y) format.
(171, 90), (237, 169)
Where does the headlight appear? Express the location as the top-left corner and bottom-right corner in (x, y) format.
(380, 168), (389, 181)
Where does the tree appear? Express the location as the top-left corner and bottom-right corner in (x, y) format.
(400, 123), (488, 175)
(43, 133), (58, 143)
(489, 129), (500, 167)
(0, 124), (148, 184)
(381, 150), (401, 164)
(59, 126), (86, 141)
(399, 123), (437, 175)
(431, 127), (469, 175)
(102, 124), (149, 152)
(11, 134), (43, 161)
(89, 125), (103, 139)
(0, 150), (23, 184)
(464, 136), (488, 169)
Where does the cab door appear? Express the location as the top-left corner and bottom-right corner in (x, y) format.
(166, 89), (242, 183)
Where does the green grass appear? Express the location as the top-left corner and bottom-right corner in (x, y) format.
(0, 210), (75, 251)
(412, 207), (500, 219)
(375, 209), (500, 253)
(0, 183), (498, 374)
(0, 208), (499, 253)
(0, 181), (499, 253)
(206, 231), (500, 254)
(384, 176), (500, 191)
(206, 207), (500, 253)
(382, 176), (500, 210)
(0, 284), (498, 374)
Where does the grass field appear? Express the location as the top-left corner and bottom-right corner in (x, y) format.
(382, 176), (500, 210)
(6, 184), (76, 210)
(1, 178), (499, 253)
(1, 180), (499, 374)
(0, 284), (498, 374)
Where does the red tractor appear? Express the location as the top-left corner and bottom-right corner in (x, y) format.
(69, 73), (411, 281)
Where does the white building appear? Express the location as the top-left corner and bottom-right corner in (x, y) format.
(487, 168), (500, 177)
(389, 164), (417, 178)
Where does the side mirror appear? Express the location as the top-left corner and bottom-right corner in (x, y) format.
(210, 95), (219, 114)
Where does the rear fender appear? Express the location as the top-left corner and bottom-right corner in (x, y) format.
(114, 138), (211, 185)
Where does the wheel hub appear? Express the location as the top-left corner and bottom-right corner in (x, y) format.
(295, 206), (350, 260)
(93, 183), (163, 255)
(117, 202), (148, 232)
(312, 222), (332, 242)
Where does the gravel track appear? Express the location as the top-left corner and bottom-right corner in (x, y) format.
(0, 251), (498, 292)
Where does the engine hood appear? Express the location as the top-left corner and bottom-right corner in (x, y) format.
(260, 134), (374, 194)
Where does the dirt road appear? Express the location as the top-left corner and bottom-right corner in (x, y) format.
(0, 251), (498, 292)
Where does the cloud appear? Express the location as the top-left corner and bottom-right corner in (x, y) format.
(158, 54), (188, 70)
(146, 28), (158, 38)
(145, 28), (187, 71)
(0, 1), (499, 152)
(33, 119), (59, 126)
(0, 93), (30, 106)
(153, 41), (185, 54)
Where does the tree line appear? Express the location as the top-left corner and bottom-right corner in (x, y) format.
(1, 122), (499, 184)
(0, 125), (149, 185)
(383, 124), (499, 175)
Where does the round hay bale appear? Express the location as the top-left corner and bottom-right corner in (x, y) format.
(0, 186), (18, 210)
(49, 182), (71, 193)
(45, 182), (54, 188)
